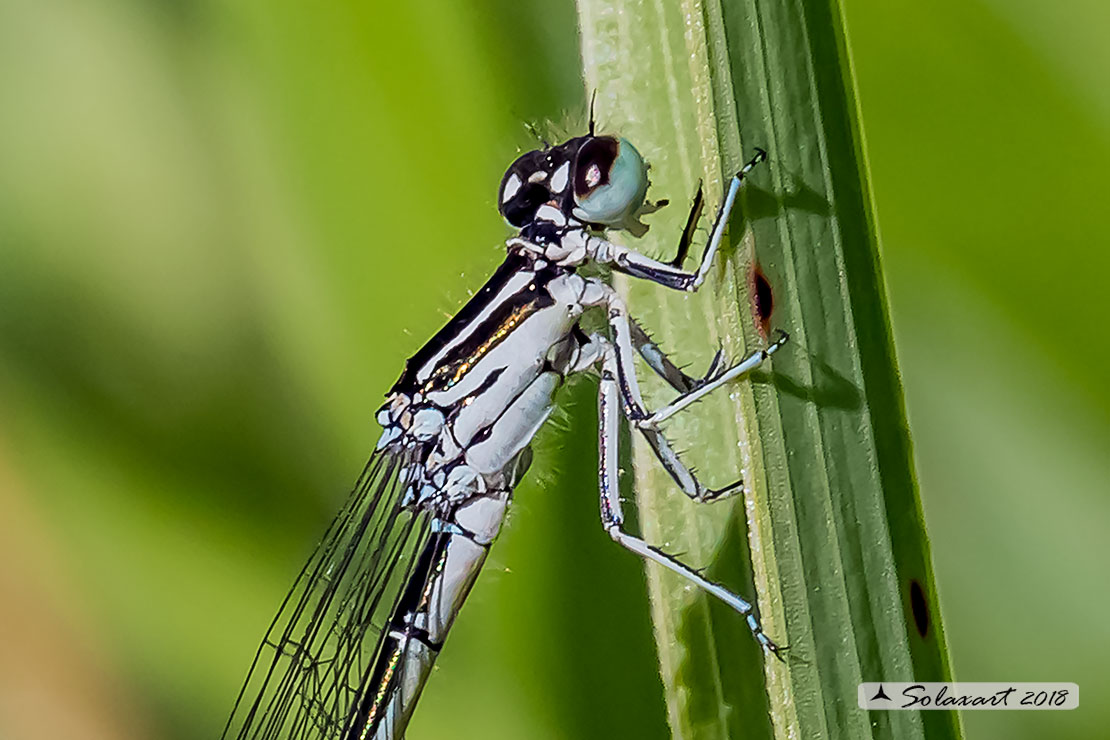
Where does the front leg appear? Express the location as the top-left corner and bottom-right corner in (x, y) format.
(587, 148), (767, 292)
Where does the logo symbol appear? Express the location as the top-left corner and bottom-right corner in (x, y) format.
(870, 684), (892, 702)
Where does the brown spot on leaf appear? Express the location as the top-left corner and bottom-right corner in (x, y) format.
(751, 264), (773, 337)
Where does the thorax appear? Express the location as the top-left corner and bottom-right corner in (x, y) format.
(376, 245), (594, 495)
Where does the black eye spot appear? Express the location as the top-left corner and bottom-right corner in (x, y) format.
(574, 137), (619, 197)
(501, 181), (550, 227)
(909, 579), (930, 638)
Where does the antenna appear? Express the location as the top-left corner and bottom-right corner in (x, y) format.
(588, 89), (598, 136)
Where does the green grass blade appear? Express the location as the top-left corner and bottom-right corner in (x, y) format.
(576, 1), (962, 739)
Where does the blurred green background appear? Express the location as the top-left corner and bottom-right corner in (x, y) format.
(0, 1), (1106, 739)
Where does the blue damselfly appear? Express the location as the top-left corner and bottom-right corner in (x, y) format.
(222, 126), (787, 740)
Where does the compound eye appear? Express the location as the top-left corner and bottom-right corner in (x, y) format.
(572, 137), (618, 198)
(572, 137), (648, 227)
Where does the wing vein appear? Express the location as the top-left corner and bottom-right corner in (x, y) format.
(223, 445), (434, 740)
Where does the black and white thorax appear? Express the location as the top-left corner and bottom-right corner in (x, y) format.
(376, 138), (637, 510)
(377, 248), (595, 500)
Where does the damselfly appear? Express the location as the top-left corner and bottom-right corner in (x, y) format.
(222, 127), (788, 740)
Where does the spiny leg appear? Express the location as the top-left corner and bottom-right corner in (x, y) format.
(693, 147), (769, 287)
(630, 327), (788, 497)
(585, 148), (768, 292)
(595, 343), (784, 658)
(629, 317), (725, 395)
(636, 329), (789, 430)
(587, 281), (784, 501)
(590, 289), (732, 501)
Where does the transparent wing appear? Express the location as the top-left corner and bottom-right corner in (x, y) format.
(222, 444), (432, 740)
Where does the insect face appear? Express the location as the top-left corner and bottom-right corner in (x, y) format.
(498, 135), (649, 230)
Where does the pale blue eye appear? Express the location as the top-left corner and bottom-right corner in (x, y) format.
(572, 138), (649, 227)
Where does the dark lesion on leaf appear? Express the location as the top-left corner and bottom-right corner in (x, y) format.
(751, 263), (773, 338)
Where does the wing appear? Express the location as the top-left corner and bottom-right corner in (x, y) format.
(222, 443), (433, 740)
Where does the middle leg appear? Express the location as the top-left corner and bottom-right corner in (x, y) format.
(629, 317), (725, 395)
(583, 279), (786, 501)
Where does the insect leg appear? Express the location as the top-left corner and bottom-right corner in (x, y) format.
(595, 340), (784, 658)
(629, 318), (725, 394)
(586, 149), (767, 292)
(635, 329), (788, 430)
(584, 281), (775, 501)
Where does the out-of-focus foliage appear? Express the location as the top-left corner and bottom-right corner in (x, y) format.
(846, 3), (1110, 740)
(0, 1), (1105, 740)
